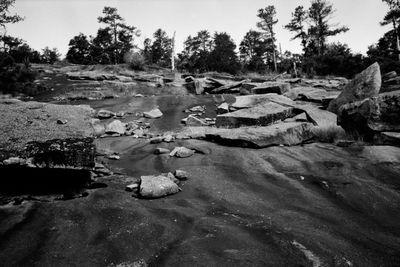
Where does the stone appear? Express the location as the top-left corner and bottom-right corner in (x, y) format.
(174, 170), (189, 180)
(205, 122), (314, 148)
(231, 94), (294, 110)
(337, 90), (400, 137)
(105, 120), (126, 135)
(211, 80), (248, 94)
(374, 132), (400, 146)
(251, 82), (291, 95)
(154, 148), (170, 154)
(97, 109), (116, 119)
(241, 82), (259, 90)
(189, 105), (205, 112)
(217, 103), (229, 114)
(139, 175), (180, 198)
(116, 111), (125, 117)
(328, 62), (381, 113)
(185, 115), (208, 126)
(150, 136), (164, 144)
(143, 108), (163, 119)
(169, 147), (195, 158)
(0, 99), (95, 169)
(126, 183), (139, 192)
(163, 134), (174, 143)
(107, 154), (120, 160)
(57, 119), (68, 125)
(216, 102), (294, 128)
(382, 71), (397, 81)
(286, 87), (340, 104)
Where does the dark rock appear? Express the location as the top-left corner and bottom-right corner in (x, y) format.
(328, 63), (381, 113)
(174, 170), (189, 180)
(251, 82), (291, 95)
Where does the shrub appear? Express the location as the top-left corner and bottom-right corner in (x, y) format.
(124, 51), (145, 70)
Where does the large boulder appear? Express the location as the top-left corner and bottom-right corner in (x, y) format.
(205, 122), (313, 148)
(337, 90), (400, 138)
(139, 175), (180, 198)
(216, 101), (294, 128)
(328, 63), (381, 113)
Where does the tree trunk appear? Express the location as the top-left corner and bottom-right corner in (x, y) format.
(392, 19), (400, 62)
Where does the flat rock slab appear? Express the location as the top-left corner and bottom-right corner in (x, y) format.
(251, 82), (290, 95)
(287, 87), (341, 103)
(0, 99), (95, 169)
(374, 132), (400, 146)
(231, 93), (294, 110)
(216, 101), (294, 128)
(205, 122), (314, 148)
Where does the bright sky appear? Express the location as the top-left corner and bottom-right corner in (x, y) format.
(6, 0), (391, 57)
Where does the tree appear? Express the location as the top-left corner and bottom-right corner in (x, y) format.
(150, 28), (172, 66)
(0, 0), (22, 29)
(381, 0), (400, 61)
(239, 30), (269, 72)
(308, 0), (349, 56)
(41, 47), (60, 64)
(66, 33), (91, 64)
(97, 6), (140, 64)
(257, 5), (278, 71)
(284, 6), (308, 51)
(208, 32), (240, 74)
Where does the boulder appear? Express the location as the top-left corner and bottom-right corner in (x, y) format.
(337, 90), (400, 137)
(105, 120), (126, 135)
(97, 109), (116, 119)
(217, 103), (229, 114)
(205, 122), (314, 148)
(250, 82), (291, 95)
(143, 108), (163, 119)
(328, 63), (381, 113)
(163, 134), (174, 143)
(174, 170), (189, 180)
(216, 102), (294, 128)
(169, 147), (195, 158)
(139, 175), (180, 198)
(211, 80), (248, 94)
(230, 94), (294, 110)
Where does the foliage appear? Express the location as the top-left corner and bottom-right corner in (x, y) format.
(207, 32), (240, 74)
(0, 0), (23, 29)
(41, 47), (60, 64)
(66, 33), (91, 64)
(149, 29), (172, 67)
(123, 51), (145, 70)
(256, 5), (278, 71)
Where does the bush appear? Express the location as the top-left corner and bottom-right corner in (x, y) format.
(124, 51), (145, 70)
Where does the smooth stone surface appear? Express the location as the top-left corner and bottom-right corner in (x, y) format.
(143, 108), (163, 119)
(139, 175), (180, 198)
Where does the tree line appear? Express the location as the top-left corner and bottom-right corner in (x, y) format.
(1, 0), (400, 81)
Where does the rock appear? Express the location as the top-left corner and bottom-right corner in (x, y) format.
(125, 183), (139, 192)
(139, 175), (180, 198)
(143, 108), (163, 119)
(92, 124), (106, 136)
(374, 132), (400, 146)
(185, 115), (208, 126)
(231, 94), (294, 110)
(150, 136), (164, 144)
(189, 105), (205, 112)
(174, 170), (189, 180)
(185, 76), (195, 82)
(328, 62), (381, 113)
(135, 94), (144, 97)
(211, 80), (248, 94)
(286, 87), (340, 104)
(0, 99), (95, 169)
(251, 82), (291, 95)
(205, 77), (225, 87)
(97, 109), (116, 119)
(337, 90), (400, 137)
(163, 134), (174, 143)
(57, 119), (68, 125)
(205, 122), (314, 148)
(169, 147), (195, 158)
(105, 120), (126, 135)
(241, 82), (259, 90)
(116, 111), (125, 117)
(382, 71), (397, 81)
(217, 103), (229, 114)
(216, 102), (294, 128)
(154, 148), (170, 155)
(107, 154), (120, 160)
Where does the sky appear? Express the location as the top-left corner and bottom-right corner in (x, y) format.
(6, 0), (392, 57)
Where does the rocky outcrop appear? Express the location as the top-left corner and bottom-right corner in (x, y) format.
(337, 90), (400, 140)
(328, 63), (381, 113)
(0, 99), (95, 169)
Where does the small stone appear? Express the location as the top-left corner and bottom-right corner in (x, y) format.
(217, 103), (229, 114)
(169, 147), (195, 158)
(57, 119), (68, 124)
(107, 154), (120, 160)
(97, 109), (116, 119)
(189, 105), (205, 112)
(163, 134), (174, 143)
(174, 170), (189, 180)
(126, 183), (139, 192)
(154, 148), (170, 154)
(116, 111), (125, 117)
(143, 108), (163, 119)
(150, 136), (164, 144)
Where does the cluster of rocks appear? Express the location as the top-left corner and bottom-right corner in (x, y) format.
(125, 169), (189, 198)
(181, 105), (216, 126)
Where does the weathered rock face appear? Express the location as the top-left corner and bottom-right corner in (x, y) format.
(337, 90), (400, 138)
(139, 175), (180, 198)
(0, 99), (95, 169)
(250, 82), (291, 95)
(205, 122), (314, 148)
(328, 62), (381, 113)
(216, 102), (294, 128)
